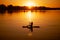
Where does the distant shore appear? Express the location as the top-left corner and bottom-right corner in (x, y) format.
(0, 4), (60, 11)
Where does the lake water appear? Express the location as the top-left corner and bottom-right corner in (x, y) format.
(0, 10), (60, 40)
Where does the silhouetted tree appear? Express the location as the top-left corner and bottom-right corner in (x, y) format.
(0, 4), (6, 13)
(7, 5), (13, 10)
(0, 4), (6, 10)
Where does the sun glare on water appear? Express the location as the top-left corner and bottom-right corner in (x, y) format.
(26, 11), (32, 22)
(28, 32), (32, 36)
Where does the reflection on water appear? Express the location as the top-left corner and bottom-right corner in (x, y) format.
(25, 11), (32, 22)
(0, 10), (60, 40)
(28, 32), (32, 37)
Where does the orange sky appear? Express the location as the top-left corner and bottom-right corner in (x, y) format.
(0, 0), (60, 8)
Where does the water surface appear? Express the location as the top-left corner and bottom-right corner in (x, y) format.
(0, 10), (60, 40)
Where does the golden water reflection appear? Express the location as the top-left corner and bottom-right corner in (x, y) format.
(26, 11), (32, 22)
(28, 32), (32, 36)
(24, 10), (43, 22)
(0, 10), (60, 40)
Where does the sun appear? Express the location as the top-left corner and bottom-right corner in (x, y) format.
(25, 2), (36, 8)
(27, 2), (34, 6)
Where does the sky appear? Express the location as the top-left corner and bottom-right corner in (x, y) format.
(0, 0), (60, 8)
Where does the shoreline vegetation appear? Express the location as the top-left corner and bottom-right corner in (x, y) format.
(0, 4), (60, 11)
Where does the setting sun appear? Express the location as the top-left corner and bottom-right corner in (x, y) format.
(25, 1), (36, 8)
(26, 2), (34, 6)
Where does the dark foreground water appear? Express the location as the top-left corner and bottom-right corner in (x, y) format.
(0, 10), (60, 40)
